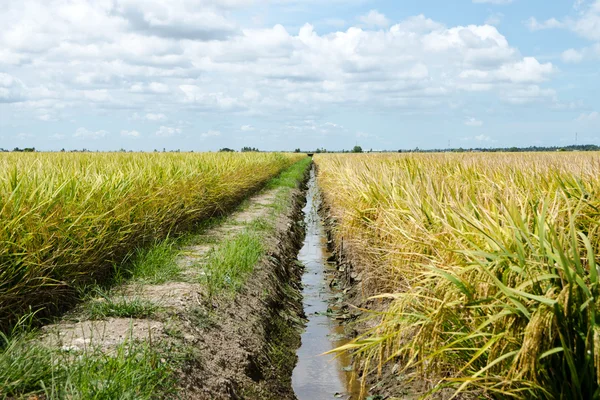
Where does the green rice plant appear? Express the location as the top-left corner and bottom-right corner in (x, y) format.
(316, 152), (600, 399)
(0, 152), (305, 331)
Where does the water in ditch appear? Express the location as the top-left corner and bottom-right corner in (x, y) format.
(292, 166), (360, 400)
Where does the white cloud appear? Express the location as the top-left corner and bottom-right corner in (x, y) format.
(130, 82), (170, 94)
(0, 72), (25, 103)
(473, 0), (514, 4)
(526, 2), (600, 40)
(17, 132), (34, 139)
(155, 126), (182, 137)
(37, 113), (57, 121)
(465, 117), (483, 126)
(133, 112), (168, 121)
(0, 1), (562, 133)
(485, 13), (504, 26)
(461, 134), (492, 142)
(501, 85), (557, 104)
(572, 0), (600, 41)
(201, 130), (221, 137)
(576, 111), (599, 121)
(526, 17), (565, 31)
(145, 113), (167, 121)
(121, 130), (141, 137)
(74, 127), (108, 139)
(562, 48), (584, 63)
(358, 10), (390, 28)
(240, 125), (255, 131)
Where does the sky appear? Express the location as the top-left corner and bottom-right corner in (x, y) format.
(0, 0), (599, 151)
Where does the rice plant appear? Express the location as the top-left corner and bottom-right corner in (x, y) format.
(316, 152), (600, 399)
(0, 152), (304, 332)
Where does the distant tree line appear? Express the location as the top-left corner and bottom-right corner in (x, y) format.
(5, 144), (598, 154)
(402, 144), (600, 153)
(218, 147), (261, 152)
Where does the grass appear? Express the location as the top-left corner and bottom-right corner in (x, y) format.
(265, 156), (312, 190)
(125, 238), (182, 284)
(0, 152), (305, 332)
(0, 329), (179, 399)
(203, 231), (264, 296)
(202, 156), (311, 296)
(82, 291), (159, 320)
(316, 152), (600, 399)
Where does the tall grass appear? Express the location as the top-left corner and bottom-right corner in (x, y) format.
(0, 152), (304, 331)
(315, 152), (600, 399)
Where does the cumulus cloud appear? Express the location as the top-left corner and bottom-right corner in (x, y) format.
(201, 130), (221, 137)
(474, 134), (491, 141)
(562, 48), (584, 63)
(485, 13), (504, 26)
(526, 1), (600, 41)
(145, 113), (168, 121)
(117, 0), (239, 40)
(133, 112), (168, 121)
(155, 126), (182, 137)
(462, 134), (493, 142)
(74, 127), (108, 139)
(576, 111), (599, 121)
(358, 10), (390, 28)
(465, 117), (483, 126)
(473, 0), (514, 4)
(0, 0), (561, 132)
(501, 85), (557, 104)
(130, 82), (171, 94)
(572, 0), (600, 41)
(0, 72), (25, 103)
(240, 125), (255, 131)
(526, 17), (565, 31)
(121, 130), (141, 137)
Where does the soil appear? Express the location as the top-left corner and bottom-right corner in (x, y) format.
(40, 167), (311, 399)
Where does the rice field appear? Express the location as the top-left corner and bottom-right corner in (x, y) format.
(315, 152), (600, 399)
(0, 152), (303, 331)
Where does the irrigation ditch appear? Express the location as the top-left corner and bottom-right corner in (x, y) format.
(1, 158), (376, 399)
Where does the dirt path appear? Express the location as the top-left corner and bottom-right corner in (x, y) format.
(41, 173), (309, 399)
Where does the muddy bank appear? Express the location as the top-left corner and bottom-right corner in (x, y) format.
(177, 183), (309, 399)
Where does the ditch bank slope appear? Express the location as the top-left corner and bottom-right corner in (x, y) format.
(176, 168), (310, 399)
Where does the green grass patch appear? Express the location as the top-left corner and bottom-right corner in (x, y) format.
(265, 157), (311, 190)
(0, 330), (178, 399)
(125, 239), (181, 284)
(81, 292), (159, 320)
(203, 231), (264, 296)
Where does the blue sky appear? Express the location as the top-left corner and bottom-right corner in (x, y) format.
(0, 0), (598, 151)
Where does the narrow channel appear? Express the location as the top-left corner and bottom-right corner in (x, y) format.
(292, 166), (360, 400)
